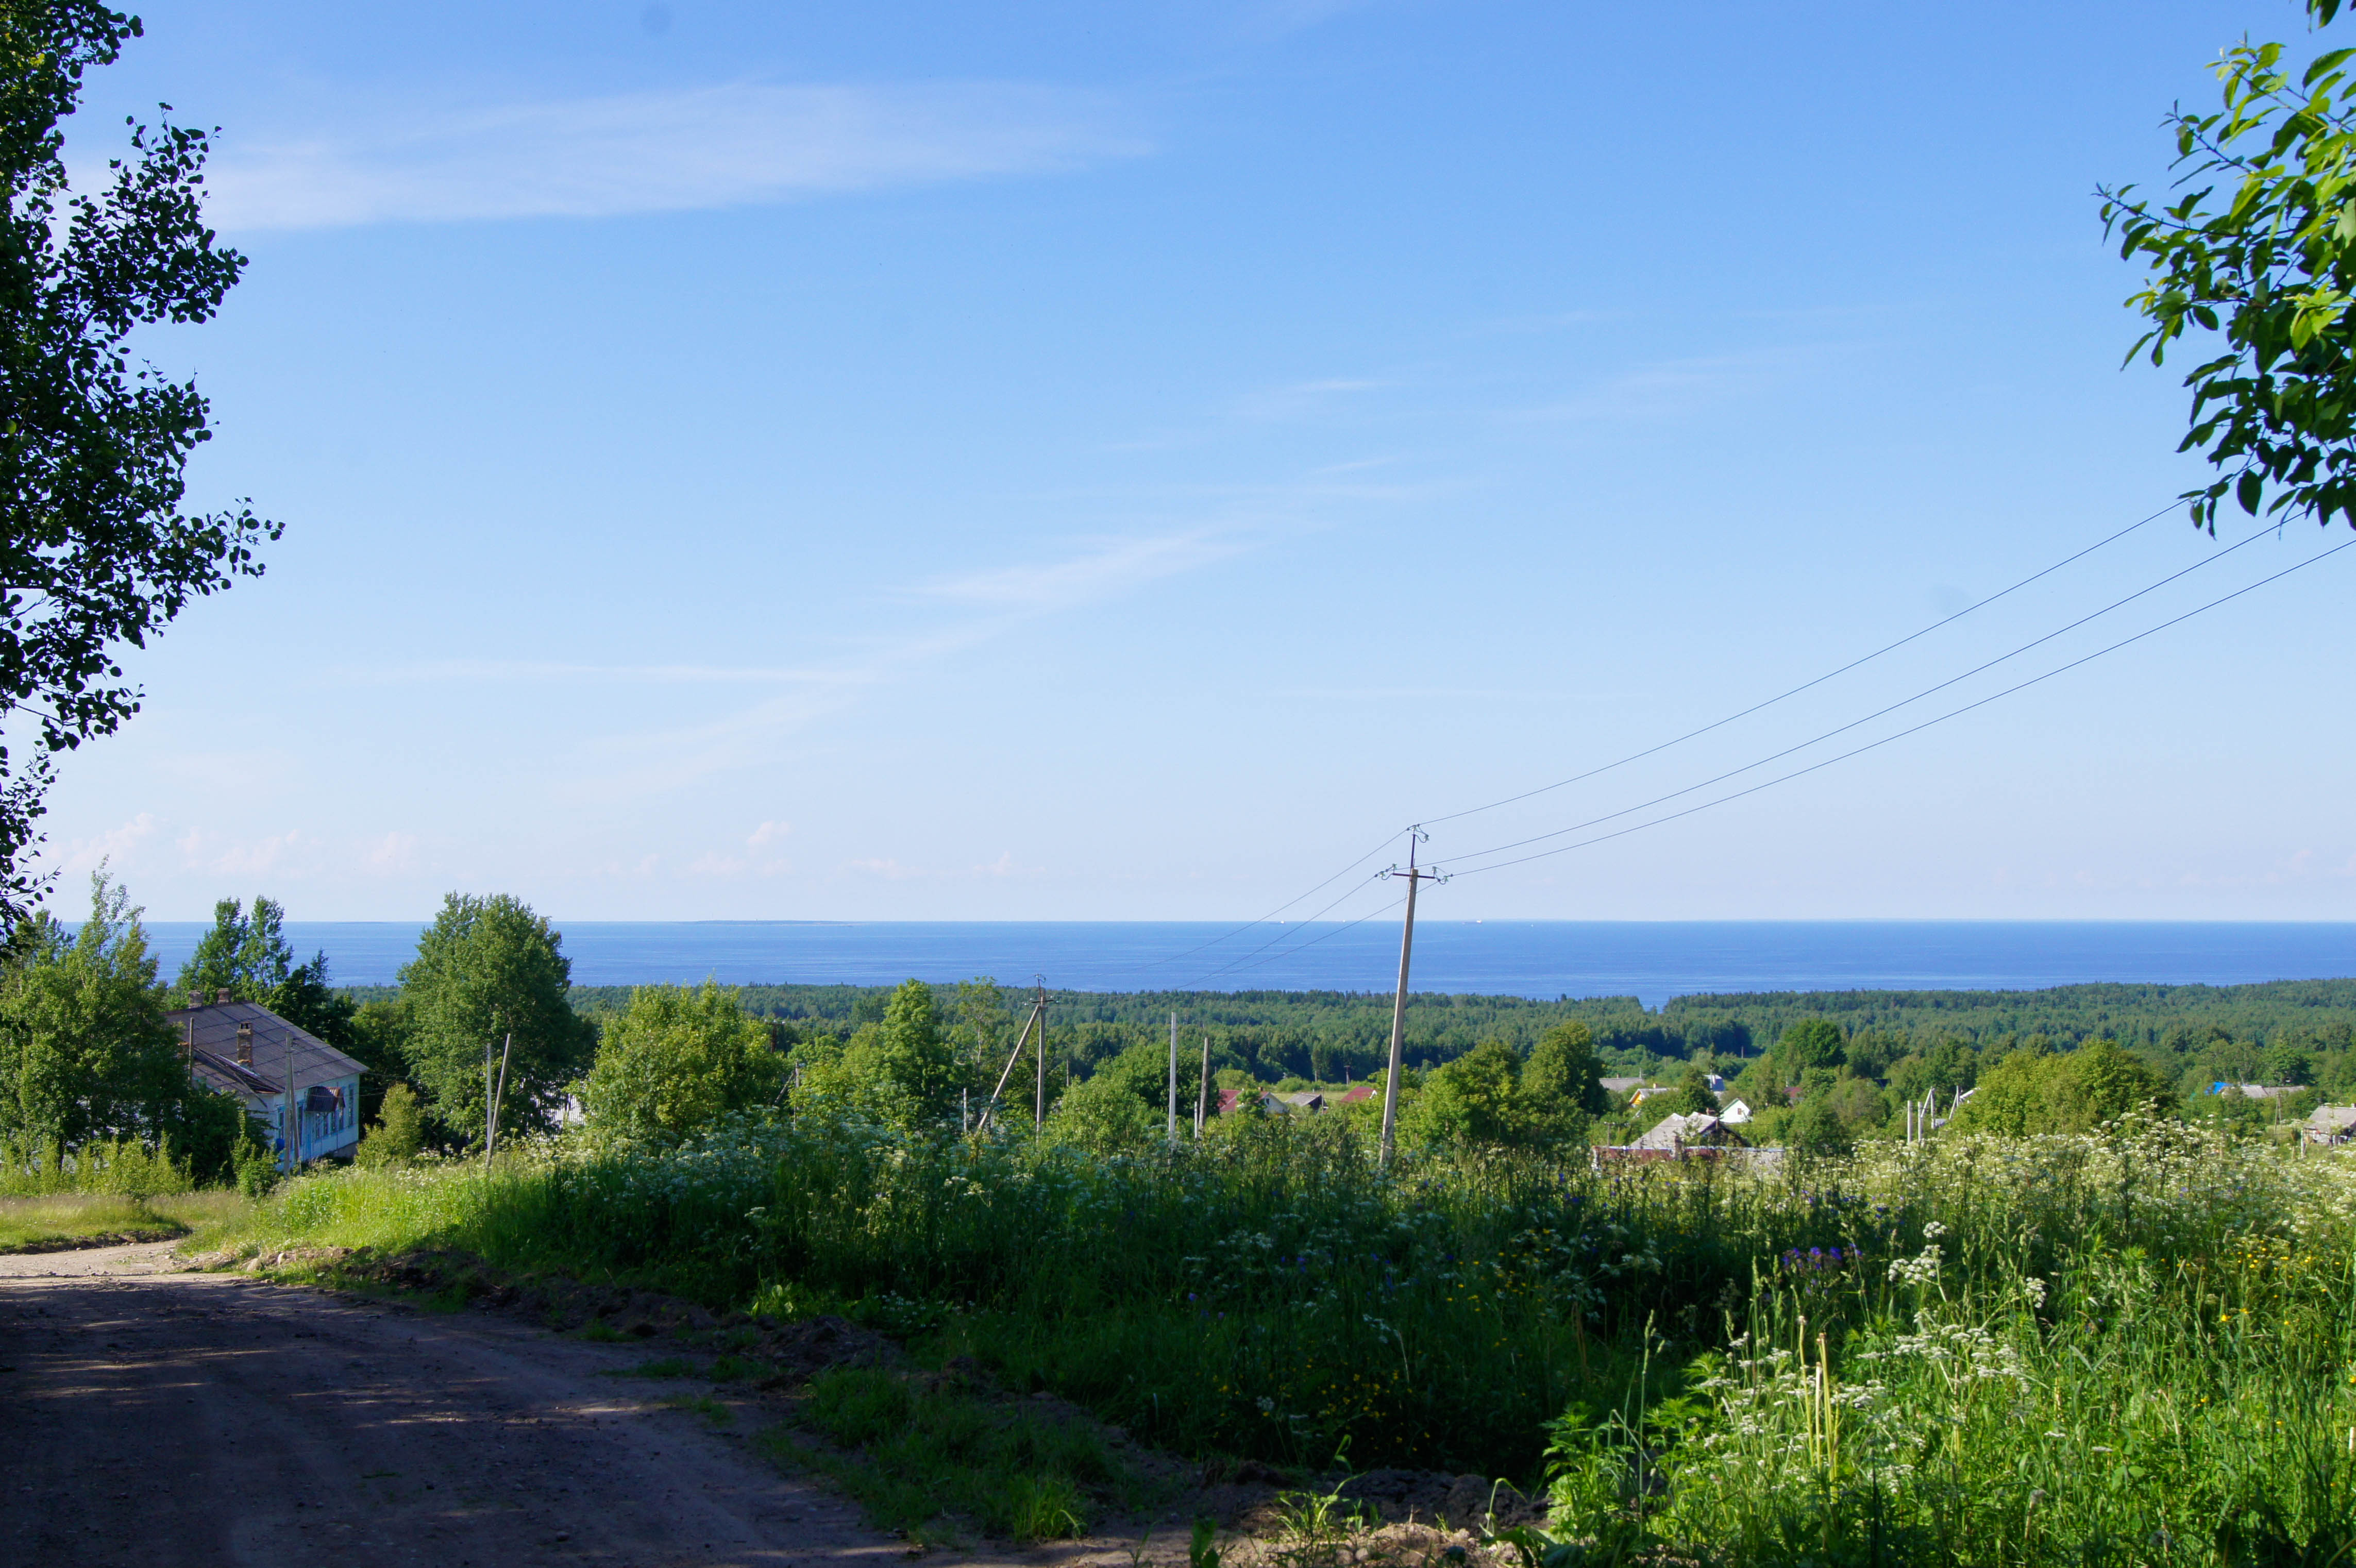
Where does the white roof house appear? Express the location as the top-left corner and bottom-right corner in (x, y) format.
(172, 993), (366, 1170)
(1632, 1112), (1745, 1151)
(1717, 1098), (1753, 1124)
(2305, 1105), (2356, 1144)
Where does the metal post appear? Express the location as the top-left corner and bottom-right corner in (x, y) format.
(1378, 829), (1437, 1167)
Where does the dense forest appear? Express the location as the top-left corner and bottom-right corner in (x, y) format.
(508, 976), (2356, 1151)
(546, 975), (2356, 1080)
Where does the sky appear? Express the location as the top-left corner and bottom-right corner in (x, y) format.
(27, 0), (2356, 924)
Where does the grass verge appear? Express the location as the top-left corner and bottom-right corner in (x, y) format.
(0, 1191), (223, 1252)
(764, 1364), (1150, 1545)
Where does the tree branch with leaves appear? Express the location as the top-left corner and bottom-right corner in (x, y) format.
(0, 3), (278, 919)
(2098, 0), (2356, 531)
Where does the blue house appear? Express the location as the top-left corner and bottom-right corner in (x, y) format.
(173, 992), (366, 1170)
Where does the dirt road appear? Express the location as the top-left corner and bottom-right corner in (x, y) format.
(0, 1242), (912, 1568)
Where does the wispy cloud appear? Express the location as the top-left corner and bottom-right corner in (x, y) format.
(315, 659), (860, 689)
(177, 826), (311, 879)
(1511, 345), (1850, 424)
(840, 850), (1038, 882)
(1230, 378), (1392, 423)
(57, 812), (156, 877)
(205, 81), (1148, 231)
(564, 526), (1263, 803)
(909, 529), (1251, 610)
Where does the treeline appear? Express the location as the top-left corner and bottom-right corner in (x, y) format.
(549, 976), (2356, 1088)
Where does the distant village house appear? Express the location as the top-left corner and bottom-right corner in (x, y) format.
(173, 992), (365, 1171)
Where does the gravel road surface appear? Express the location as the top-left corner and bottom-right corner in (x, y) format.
(0, 1241), (914, 1568)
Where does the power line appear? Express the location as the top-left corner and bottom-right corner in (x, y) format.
(1179, 888), (1409, 988)
(1436, 516), (2294, 868)
(1126, 502), (2189, 989)
(1420, 499), (2187, 828)
(1443, 535), (2356, 880)
(1176, 870), (1394, 987)
(1129, 832), (1399, 976)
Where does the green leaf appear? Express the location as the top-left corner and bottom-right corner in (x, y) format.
(2237, 469), (2266, 513)
(2303, 47), (2356, 88)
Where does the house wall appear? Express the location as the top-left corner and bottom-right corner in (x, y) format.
(247, 1075), (363, 1169)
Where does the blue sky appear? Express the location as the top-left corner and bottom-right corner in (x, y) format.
(33, 0), (2356, 922)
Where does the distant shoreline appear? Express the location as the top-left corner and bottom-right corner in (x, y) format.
(121, 919), (2356, 1007)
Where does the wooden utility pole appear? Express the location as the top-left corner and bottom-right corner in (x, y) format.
(284, 1026), (298, 1175)
(1034, 979), (1048, 1125)
(1196, 1035), (1211, 1137)
(1377, 828), (1442, 1167)
(977, 996), (1045, 1132)
(484, 1032), (512, 1169)
(1168, 1011), (1179, 1144)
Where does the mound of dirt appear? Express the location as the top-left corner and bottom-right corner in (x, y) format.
(1330, 1469), (1546, 1530)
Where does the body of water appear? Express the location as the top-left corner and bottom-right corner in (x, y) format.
(134, 920), (2356, 1008)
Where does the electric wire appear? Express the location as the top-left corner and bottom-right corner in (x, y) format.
(1419, 499), (2186, 828)
(1129, 832), (1400, 976)
(1126, 502), (2189, 988)
(1172, 870), (1394, 987)
(1440, 535), (2356, 880)
(1433, 516), (2292, 868)
(1177, 888), (1409, 989)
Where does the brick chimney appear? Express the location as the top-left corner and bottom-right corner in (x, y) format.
(188, 990), (203, 1009)
(235, 1020), (253, 1067)
(215, 988), (232, 1006)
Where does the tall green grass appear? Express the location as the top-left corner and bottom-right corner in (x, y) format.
(0, 1189), (241, 1250)
(218, 1116), (2356, 1562)
(0, 1134), (195, 1198)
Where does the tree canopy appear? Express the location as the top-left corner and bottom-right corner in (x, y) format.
(791, 977), (967, 1131)
(0, 869), (247, 1174)
(580, 981), (781, 1144)
(2101, 0), (2356, 531)
(0, 4), (277, 917)
(395, 893), (595, 1144)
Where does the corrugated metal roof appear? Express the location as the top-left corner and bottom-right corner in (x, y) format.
(170, 1001), (366, 1098)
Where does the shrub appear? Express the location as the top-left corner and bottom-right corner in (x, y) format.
(356, 1083), (426, 1165)
(580, 983), (781, 1144)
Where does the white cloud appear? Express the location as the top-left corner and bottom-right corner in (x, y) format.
(911, 529), (1250, 610)
(748, 820), (790, 847)
(177, 827), (310, 879)
(317, 659), (862, 689)
(205, 81), (1147, 231)
(55, 812), (157, 877)
(363, 832), (422, 873)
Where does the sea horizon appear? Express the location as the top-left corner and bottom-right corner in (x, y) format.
(128, 918), (2356, 1009)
